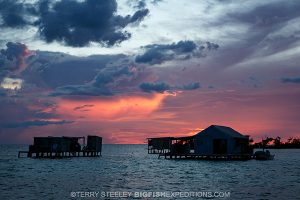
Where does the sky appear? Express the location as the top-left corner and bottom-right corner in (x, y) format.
(0, 0), (300, 144)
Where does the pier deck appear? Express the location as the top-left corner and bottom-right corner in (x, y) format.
(18, 150), (101, 158)
(158, 153), (254, 160)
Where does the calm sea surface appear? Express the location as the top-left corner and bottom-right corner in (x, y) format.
(0, 144), (299, 200)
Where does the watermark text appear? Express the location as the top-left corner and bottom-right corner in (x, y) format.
(70, 191), (231, 198)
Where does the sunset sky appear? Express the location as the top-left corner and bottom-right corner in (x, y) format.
(0, 0), (300, 144)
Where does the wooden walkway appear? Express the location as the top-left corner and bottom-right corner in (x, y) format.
(158, 153), (253, 160)
(18, 151), (101, 158)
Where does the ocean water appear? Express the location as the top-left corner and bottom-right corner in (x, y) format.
(0, 144), (299, 200)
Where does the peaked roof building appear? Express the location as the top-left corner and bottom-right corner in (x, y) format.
(195, 125), (248, 139)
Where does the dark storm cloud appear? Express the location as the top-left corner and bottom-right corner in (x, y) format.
(50, 84), (113, 96)
(92, 65), (134, 87)
(29, 52), (127, 89)
(281, 77), (300, 84)
(0, 0), (30, 28)
(180, 82), (201, 90)
(139, 82), (200, 93)
(23, 48), (203, 96)
(36, 0), (149, 47)
(130, 9), (149, 24)
(16, 49), (149, 97)
(0, 0), (149, 47)
(206, 42), (220, 51)
(1, 42), (27, 61)
(0, 120), (73, 129)
(0, 42), (29, 71)
(50, 65), (137, 96)
(135, 41), (219, 65)
(139, 82), (170, 93)
(0, 42), (29, 84)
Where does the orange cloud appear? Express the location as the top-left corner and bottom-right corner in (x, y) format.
(56, 93), (170, 121)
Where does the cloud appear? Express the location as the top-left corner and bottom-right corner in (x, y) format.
(281, 77), (300, 84)
(129, 0), (163, 9)
(0, 0), (32, 28)
(36, 0), (148, 47)
(134, 1), (146, 9)
(139, 82), (200, 93)
(151, 0), (163, 5)
(74, 104), (94, 111)
(227, 1), (300, 28)
(0, 88), (6, 96)
(139, 82), (170, 93)
(130, 8), (149, 24)
(32, 52), (127, 88)
(56, 93), (168, 121)
(206, 42), (220, 51)
(179, 82), (201, 90)
(0, 120), (73, 129)
(92, 65), (135, 87)
(222, 1), (300, 61)
(135, 41), (219, 65)
(50, 84), (113, 96)
(0, 0), (149, 47)
(50, 65), (138, 96)
(0, 42), (30, 72)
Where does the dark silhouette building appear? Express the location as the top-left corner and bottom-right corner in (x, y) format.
(18, 135), (102, 158)
(148, 125), (253, 160)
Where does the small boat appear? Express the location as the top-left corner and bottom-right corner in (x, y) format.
(254, 150), (275, 160)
